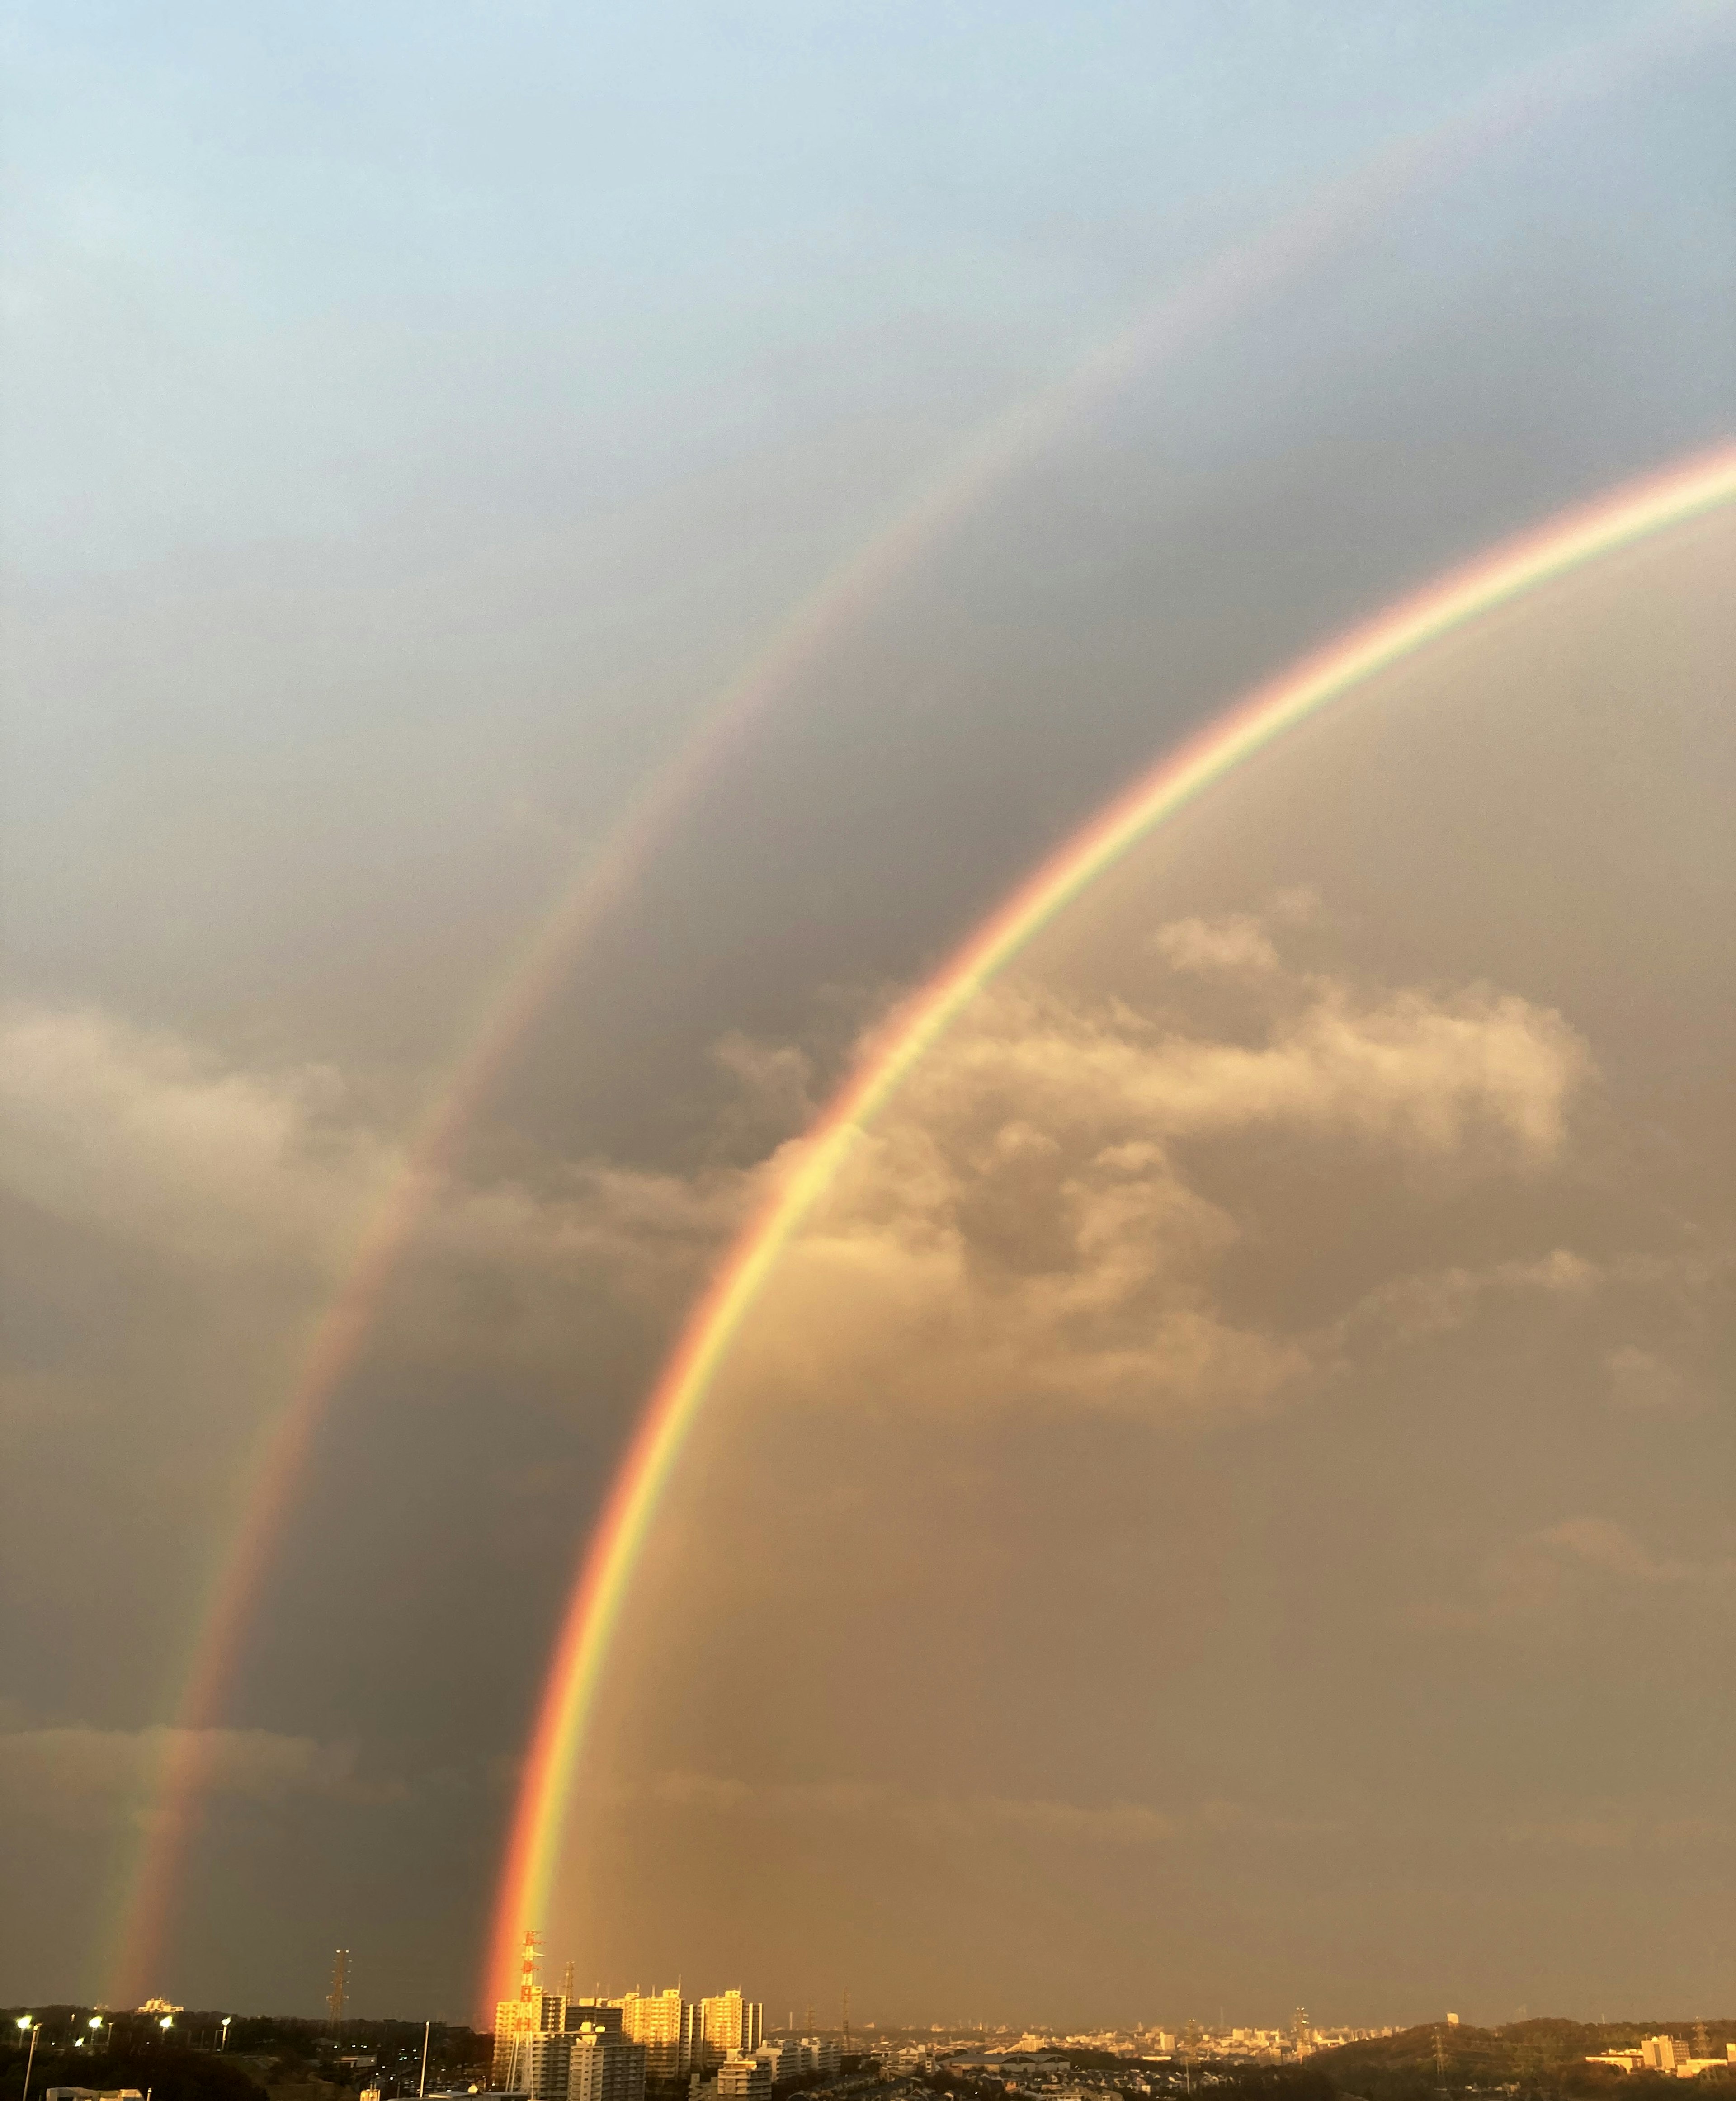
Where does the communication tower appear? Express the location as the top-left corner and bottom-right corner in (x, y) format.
(328, 1950), (351, 2030)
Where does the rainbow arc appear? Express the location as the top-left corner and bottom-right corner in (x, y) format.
(482, 440), (1736, 2008)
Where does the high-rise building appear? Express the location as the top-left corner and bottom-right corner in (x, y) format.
(527, 2035), (575, 2101)
(717, 2056), (771, 2101)
(619, 1990), (697, 2079)
(569, 2027), (646, 2101)
(699, 1995), (762, 2069)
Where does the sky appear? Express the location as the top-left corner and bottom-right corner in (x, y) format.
(1, 0), (1733, 2034)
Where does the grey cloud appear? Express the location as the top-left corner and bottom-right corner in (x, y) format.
(1418, 1517), (1736, 1628)
(0, 1722), (405, 1834)
(1536, 1516), (1735, 1590)
(1503, 1813), (1735, 1852)
(630, 1772), (1329, 1851)
(0, 998), (758, 1331)
(1603, 1343), (1699, 1414)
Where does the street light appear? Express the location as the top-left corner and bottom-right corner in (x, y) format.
(17, 2016), (39, 2101)
(222, 2020), (232, 2053)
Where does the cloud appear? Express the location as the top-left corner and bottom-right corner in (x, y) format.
(732, 966), (1591, 1422)
(1339, 1246), (1600, 1347)
(0, 943), (1596, 1450)
(0, 1000), (758, 1333)
(1419, 1518), (1736, 1627)
(0, 1722), (405, 1833)
(1503, 1812), (1735, 1852)
(1535, 1516), (1732, 1588)
(0, 1005), (397, 1273)
(1150, 913), (1280, 977)
(629, 1771), (1325, 1849)
(892, 974), (1588, 1161)
(1603, 1343), (1698, 1414)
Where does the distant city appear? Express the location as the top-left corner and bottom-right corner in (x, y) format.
(4, 1943), (1732, 2101)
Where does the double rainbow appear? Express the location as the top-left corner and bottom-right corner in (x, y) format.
(104, 0), (1736, 1997)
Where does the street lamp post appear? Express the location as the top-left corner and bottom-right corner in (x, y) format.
(222, 2020), (232, 2053)
(17, 2016), (39, 2101)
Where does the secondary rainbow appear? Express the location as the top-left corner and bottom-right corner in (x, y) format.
(483, 440), (1736, 2007)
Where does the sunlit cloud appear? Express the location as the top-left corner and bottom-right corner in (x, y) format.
(728, 943), (1593, 1423)
(1148, 912), (1281, 978)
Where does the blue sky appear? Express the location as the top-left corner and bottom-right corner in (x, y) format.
(2, 0), (1668, 573)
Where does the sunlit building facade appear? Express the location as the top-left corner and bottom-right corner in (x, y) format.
(620, 1989), (698, 2078)
(699, 1993), (763, 2069)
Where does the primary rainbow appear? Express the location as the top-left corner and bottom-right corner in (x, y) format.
(483, 440), (1736, 2007)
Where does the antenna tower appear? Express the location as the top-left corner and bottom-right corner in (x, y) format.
(519, 1928), (542, 2003)
(327, 1950), (351, 2030)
